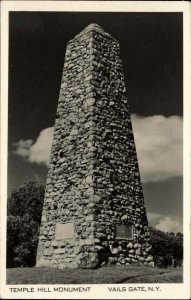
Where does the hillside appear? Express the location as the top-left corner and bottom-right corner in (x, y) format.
(7, 265), (182, 284)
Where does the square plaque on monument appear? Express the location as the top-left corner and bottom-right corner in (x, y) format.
(115, 224), (133, 240)
(55, 222), (74, 240)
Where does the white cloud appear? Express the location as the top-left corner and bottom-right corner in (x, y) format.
(14, 139), (33, 158)
(28, 127), (53, 166)
(13, 127), (53, 167)
(13, 115), (183, 183)
(131, 114), (183, 182)
(156, 216), (183, 233)
(147, 212), (183, 233)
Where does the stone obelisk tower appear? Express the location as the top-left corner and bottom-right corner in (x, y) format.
(36, 24), (153, 269)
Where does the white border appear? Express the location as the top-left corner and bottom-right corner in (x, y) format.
(1, 1), (190, 299)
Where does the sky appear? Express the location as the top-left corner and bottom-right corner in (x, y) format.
(8, 12), (183, 233)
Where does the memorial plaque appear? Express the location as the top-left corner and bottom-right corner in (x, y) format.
(115, 224), (133, 240)
(55, 222), (74, 240)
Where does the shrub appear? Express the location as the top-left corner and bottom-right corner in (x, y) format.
(149, 227), (183, 268)
(7, 176), (45, 267)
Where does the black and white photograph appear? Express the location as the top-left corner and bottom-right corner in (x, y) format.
(0, 1), (190, 299)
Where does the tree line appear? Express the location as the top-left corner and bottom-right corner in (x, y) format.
(7, 177), (183, 268)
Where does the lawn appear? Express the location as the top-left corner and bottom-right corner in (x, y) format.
(7, 265), (183, 284)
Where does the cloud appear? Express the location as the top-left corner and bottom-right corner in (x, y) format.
(28, 127), (53, 166)
(156, 216), (183, 233)
(131, 115), (183, 182)
(13, 127), (53, 167)
(14, 139), (33, 158)
(13, 115), (183, 183)
(147, 212), (183, 233)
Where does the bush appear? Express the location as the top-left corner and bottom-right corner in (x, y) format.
(149, 227), (183, 268)
(7, 176), (45, 267)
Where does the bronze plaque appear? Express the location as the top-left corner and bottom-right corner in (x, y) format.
(115, 224), (133, 240)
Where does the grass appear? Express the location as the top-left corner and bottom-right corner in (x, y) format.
(7, 265), (183, 284)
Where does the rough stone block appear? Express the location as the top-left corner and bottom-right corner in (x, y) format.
(44, 241), (51, 248)
(55, 248), (66, 254)
(52, 241), (59, 248)
(44, 247), (53, 256)
(145, 255), (153, 262)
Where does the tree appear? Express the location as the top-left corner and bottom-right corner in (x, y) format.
(7, 176), (45, 267)
(149, 227), (183, 268)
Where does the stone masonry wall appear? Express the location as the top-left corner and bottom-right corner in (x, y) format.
(36, 24), (154, 269)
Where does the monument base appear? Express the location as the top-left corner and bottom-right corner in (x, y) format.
(36, 227), (154, 269)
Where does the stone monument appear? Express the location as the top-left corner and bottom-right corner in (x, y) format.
(36, 24), (154, 269)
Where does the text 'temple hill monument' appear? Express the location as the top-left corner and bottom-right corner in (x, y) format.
(36, 24), (154, 269)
